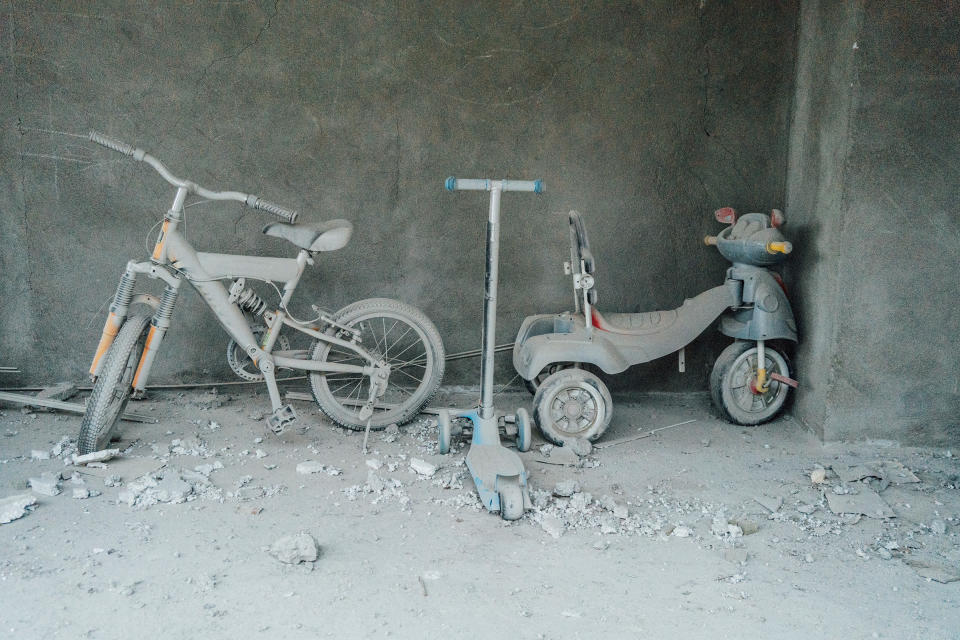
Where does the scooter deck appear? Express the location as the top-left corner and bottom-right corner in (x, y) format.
(460, 412), (531, 514)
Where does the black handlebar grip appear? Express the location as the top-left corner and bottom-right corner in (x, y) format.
(254, 198), (299, 224)
(88, 131), (137, 157)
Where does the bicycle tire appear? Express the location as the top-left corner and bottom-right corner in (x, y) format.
(309, 298), (444, 430)
(78, 314), (150, 454)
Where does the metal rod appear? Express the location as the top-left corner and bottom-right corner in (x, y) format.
(479, 184), (502, 419)
(0, 391), (157, 423)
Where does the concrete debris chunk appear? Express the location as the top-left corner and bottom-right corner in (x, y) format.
(549, 446), (580, 466)
(930, 519), (947, 535)
(569, 438), (593, 457)
(810, 468), (827, 484)
(72, 448), (120, 466)
(540, 515), (564, 539)
(28, 472), (61, 496)
(118, 471), (193, 508)
(382, 424), (400, 443)
(30, 449), (50, 461)
(672, 525), (693, 538)
(104, 475), (123, 488)
(553, 480), (580, 497)
(832, 460), (920, 485)
(733, 519), (759, 535)
(825, 488), (894, 519)
(410, 458), (438, 477)
(366, 471), (385, 493)
(0, 494), (37, 524)
(366, 458), (383, 470)
(905, 558), (960, 583)
(754, 495), (783, 513)
(269, 532), (319, 564)
(296, 461), (325, 475)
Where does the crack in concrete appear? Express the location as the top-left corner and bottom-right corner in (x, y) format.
(201, 0), (279, 79)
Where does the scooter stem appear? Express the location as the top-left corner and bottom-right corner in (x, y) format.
(479, 184), (502, 420)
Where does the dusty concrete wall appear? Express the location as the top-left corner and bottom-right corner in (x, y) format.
(0, 1), (797, 389)
(787, 0), (960, 444)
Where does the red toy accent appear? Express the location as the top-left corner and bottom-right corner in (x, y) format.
(714, 207), (737, 224)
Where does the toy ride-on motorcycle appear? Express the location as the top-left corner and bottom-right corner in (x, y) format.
(512, 207), (799, 445)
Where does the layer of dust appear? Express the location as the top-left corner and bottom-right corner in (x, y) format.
(1, 387), (958, 639)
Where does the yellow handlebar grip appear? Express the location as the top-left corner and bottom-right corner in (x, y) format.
(766, 241), (793, 254)
(704, 235), (718, 246)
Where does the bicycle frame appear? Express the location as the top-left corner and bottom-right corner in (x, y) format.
(89, 183), (388, 418)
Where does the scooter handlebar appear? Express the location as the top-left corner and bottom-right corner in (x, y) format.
(445, 177), (544, 194)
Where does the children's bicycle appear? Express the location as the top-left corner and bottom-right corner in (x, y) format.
(78, 131), (445, 454)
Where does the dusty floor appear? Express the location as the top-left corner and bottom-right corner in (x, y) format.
(1, 385), (959, 639)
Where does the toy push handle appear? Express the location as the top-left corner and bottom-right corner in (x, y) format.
(445, 177), (544, 194)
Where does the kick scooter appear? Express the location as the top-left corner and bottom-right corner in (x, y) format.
(435, 177), (543, 521)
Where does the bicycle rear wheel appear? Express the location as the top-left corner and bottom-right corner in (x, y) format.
(78, 314), (150, 454)
(309, 299), (444, 430)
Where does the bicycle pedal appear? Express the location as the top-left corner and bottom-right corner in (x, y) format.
(267, 404), (297, 434)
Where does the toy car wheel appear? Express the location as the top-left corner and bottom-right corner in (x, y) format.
(523, 362), (576, 394)
(437, 409), (452, 454)
(710, 341), (792, 425)
(515, 408), (532, 452)
(533, 369), (613, 446)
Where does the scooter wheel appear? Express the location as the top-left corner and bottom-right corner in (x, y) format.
(437, 409), (452, 454)
(515, 408), (532, 452)
(710, 341), (792, 425)
(498, 478), (525, 521)
(533, 369), (613, 446)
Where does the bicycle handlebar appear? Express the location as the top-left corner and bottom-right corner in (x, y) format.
(445, 177), (544, 194)
(89, 130), (299, 224)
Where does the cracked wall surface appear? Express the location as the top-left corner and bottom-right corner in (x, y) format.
(0, 1), (797, 391)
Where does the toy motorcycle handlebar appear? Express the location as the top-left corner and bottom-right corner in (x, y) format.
(445, 177), (544, 194)
(704, 234), (793, 255)
(88, 130), (299, 224)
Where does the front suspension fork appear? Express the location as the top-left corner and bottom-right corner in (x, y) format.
(131, 282), (180, 394)
(89, 266), (138, 378)
(89, 262), (181, 394)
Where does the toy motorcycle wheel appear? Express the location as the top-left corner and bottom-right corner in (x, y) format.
(533, 369), (612, 446)
(524, 362), (575, 394)
(710, 341), (792, 426)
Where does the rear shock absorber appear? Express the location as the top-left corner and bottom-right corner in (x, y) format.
(228, 278), (268, 317)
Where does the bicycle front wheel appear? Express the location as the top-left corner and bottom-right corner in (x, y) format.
(78, 314), (150, 454)
(309, 299), (445, 430)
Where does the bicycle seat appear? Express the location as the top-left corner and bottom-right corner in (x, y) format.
(262, 219), (353, 252)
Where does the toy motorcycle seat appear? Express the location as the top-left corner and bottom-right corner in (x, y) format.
(591, 308), (678, 335)
(262, 219), (353, 252)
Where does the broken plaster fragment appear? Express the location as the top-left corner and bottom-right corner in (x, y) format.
(28, 472), (61, 497)
(72, 448), (120, 466)
(553, 480), (580, 497)
(296, 461), (325, 475)
(0, 494), (37, 524)
(269, 532), (319, 565)
(825, 489), (894, 519)
(410, 458), (438, 477)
